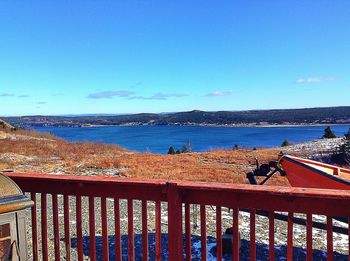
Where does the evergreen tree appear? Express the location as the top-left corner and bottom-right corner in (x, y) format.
(345, 128), (350, 140)
(175, 149), (181, 154)
(181, 145), (188, 153)
(322, 126), (336, 139)
(331, 139), (350, 166)
(167, 146), (176, 155)
(281, 140), (290, 147)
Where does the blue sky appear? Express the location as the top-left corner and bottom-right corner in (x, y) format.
(0, 1), (349, 116)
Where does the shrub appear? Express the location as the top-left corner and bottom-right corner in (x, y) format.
(331, 139), (350, 166)
(281, 140), (290, 147)
(167, 146), (176, 155)
(322, 126), (336, 139)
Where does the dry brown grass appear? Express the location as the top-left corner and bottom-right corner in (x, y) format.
(0, 130), (298, 185)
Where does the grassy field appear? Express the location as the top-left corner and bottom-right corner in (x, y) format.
(0, 128), (299, 186)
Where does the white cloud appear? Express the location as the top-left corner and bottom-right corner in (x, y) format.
(129, 93), (188, 100)
(87, 90), (135, 99)
(296, 76), (336, 84)
(205, 90), (233, 97)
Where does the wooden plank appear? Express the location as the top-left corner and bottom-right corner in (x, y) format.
(287, 212), (293, 261)
(88, 197), (96, 261)
(216, 206), (222, 261)
(128, 199), (134, 261)
(268, 211), (274, 261)
(306, 214), (313, 261)
(185, 203), (192, 261)
(30, 193), (38, 261)
(327, 216), (333, 261)
(101, 197), (109, 260)
(41, 193), (48, 261)
(52, 194), (60, 261)
(155, 201), (162, 261)
(250, 209), (256, 261)
(200, 205), (206, 261)
(232, 207), (239, 261)
(76, 196), (83, 261)
(63, 195), (71, 261)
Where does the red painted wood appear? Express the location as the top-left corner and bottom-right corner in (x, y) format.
(155, 200), (162, 261)
(327, 216), (333, 261)
(41, 193), (48, 261)
(281, 156), (350, 190)
(8, 173), (350, 216)
(287, 212), (293, 261)
(250, 209), (256, 261)
(306, 214), (313, 261)
(30, 193), (38, 261)
(348, 217), (350, 261)
(114, 198), (121, 261)
(142, 200), (148, 260)
(268, 211), (274, 261)
(52, 194), (60, 261)
(168, 182), (183, 261)
(101, 197), (109, 260)
(200, 205), (207, 261)
(128, 199), (134, 261)
(63, 195), (71, 261)
(232, 207), (239, 261)
(185, 203), (191, 261)
(88, 197), (96, 261)
(216, 206), (222, 261)
(6, 172), (350, 261)
(76, 196), (83, 261)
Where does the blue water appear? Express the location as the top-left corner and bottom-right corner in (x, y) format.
(34, 125), (350, 154)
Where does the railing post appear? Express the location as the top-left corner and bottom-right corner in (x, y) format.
(167, 181), (183, 261)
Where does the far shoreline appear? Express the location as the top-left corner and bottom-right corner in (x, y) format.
(78, 123), (350, 128)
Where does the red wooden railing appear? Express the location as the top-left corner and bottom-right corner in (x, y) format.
(6, 173), (350, 260)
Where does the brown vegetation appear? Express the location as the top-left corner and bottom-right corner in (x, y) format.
(0, 129), (299, 186)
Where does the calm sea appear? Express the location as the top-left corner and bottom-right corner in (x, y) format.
(34, 125), (350, 154)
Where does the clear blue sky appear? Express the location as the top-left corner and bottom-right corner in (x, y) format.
(0, 1), (349, 116)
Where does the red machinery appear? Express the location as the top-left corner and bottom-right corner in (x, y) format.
(247, 153), (350, 190)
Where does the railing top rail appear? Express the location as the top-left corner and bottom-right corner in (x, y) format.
(7, 172), (350, 199)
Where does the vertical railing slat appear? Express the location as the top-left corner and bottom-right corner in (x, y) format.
(128, 199), (134, 261)
(155, 200), (162, 261)
(232, 207), (239, 261)
(114, 198), (122, 261)
(327, 216), (333, 261)
(348, 217), (350, 261)
(142, 200), (149, 260)
(306, 214), (313, 261)
(41, 193), (48, 261)
(63, 195), (71, 261)
(250, 209), (256, 261)
(76, 195), (83, 261)
(268, 211), (274, 261)
(200, 205), (207, 261)
(88, 197), (96, 261)
(52, 194), (60, 261)
(30, 193), (38, 261)
(101, 197), (109, 260)
(216, 206), (222, 261)
(287, 212), (293, 261)
(185, 203), (192, 261)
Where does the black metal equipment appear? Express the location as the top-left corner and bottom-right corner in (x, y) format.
(246, 159), (286, 185)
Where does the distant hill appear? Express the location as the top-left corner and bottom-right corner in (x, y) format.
(4, 106), (350, 127)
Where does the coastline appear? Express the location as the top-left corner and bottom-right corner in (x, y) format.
(79, 123), (350, 128)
